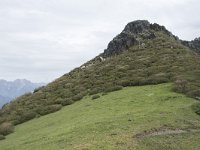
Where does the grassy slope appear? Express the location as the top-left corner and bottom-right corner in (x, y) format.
(137, 132), (200, 150)
(0, 83), (200, 150)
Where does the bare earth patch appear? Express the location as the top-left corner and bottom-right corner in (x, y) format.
(134, 127), (200, 139)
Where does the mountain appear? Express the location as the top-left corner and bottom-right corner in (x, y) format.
(0, 79), (45, 108)
(0, 20), (200, 140)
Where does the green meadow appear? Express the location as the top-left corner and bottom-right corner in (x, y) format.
(0, 83), (200, 150)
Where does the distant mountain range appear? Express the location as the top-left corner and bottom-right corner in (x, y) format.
(0, 79), (45, 107)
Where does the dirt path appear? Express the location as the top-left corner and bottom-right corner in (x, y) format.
(134, 128), (200, 139)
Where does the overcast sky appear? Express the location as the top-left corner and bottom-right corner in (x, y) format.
(0, 0), (199, 83)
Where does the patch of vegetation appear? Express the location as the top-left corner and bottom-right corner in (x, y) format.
(0, 122), (14, 136)
(91, 95), (100, 100)
(16, 112), (37, 124)
(192, 102), (200, 115)
(104, 85), (123, 93)
(0, 134), (5, 140)
(36, 104), (62, 116)
(60, 98), (74, 106)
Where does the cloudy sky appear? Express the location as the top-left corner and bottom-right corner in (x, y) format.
(0, 0), (199, 83)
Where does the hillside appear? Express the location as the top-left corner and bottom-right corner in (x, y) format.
(0, 20), (200, 140)
(0, 79), (45, 108)
(0, 84), (200, 149)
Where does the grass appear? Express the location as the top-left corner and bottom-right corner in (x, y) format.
(0, 83), (199, 150)
(137, 132), (200, 150)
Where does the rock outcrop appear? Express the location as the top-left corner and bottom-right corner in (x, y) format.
(102, 20), (176, 57)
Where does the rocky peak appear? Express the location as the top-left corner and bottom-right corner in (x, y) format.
(102, 20), (176, 57)
(123, 20), (150, 35)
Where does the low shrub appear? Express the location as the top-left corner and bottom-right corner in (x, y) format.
(113, 85), (123, 91)
(192, 102), (200, 115)
(117, 80), (130, 86)
(61, 99), (74, 106)
(104, 85), (123, 93)
(0, 122), (14, 136)
(187, 89), (200, 99)
(89, 88), (102, 95)
(92, 95), (100, 100)
(72, 94), (84, 101)
(129, 77), (145, 86)
(102, 93), (107, 96)
(54, 98), (63, 104)
(173, 79), (189, 94)
(37, 105), (62, 115)
(0, 134), (5, 140)
(145, 76), (169, 85)
(19, 112), (37, 123)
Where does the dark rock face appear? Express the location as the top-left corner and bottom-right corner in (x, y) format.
(103, 20), (150, 57)
(123, 20), (150, 34)
(102, 20), (175, 57)
(182, 37), (200, 53)
(105, 33), (137, 56)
